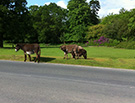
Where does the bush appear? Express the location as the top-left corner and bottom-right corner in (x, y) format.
(116, 41), (135, 49)
(86, 36), (120, 47)
(108, 39), (120, 46)
(85, 24), (105, 40)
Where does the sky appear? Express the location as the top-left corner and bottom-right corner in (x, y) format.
(26, 0), (135, 18)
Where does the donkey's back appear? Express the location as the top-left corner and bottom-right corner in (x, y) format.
(23, 44), (40, 52)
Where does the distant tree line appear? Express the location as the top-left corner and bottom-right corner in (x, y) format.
(0, 0), (100, 47)
(85, 8), (135, 43)
(0, 0), (135, 48)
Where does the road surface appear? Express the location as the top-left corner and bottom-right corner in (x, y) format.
(0, 60), (135, 103)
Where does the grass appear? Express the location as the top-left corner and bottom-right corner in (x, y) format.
(0, 44), (135, 69)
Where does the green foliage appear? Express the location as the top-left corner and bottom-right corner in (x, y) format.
(0, 4), (9, 47)
(108, 39), (120, 46)
(100, 8), (135, 42)
(87, 38), (120, 47)
(62, 24), (87, 42)
(85, 24), (104, 40)
(0, 0), (31, 44)
(68, 0), (91, 27)
(128, 9), (135, 40)
(103, 18), (129, 41)
(67, 0), (90, 42)
(66, 0), (100, 42)
(0, 0), (101, 46)
(116, 41), (135, 49)
(1, 0), (135, 49)
(89, 0), (100, 24)
(29, 3), (67, 44)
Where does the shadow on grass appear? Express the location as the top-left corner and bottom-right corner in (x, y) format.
(33, 57), (56, 62)
(1, 47), (15, 49)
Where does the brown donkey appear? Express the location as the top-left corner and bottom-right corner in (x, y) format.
(60, 45), (87, 59)
(60, 44), (79, 59)
(15, 43), (41, 63)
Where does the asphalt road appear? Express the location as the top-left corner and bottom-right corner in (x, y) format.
(0, 60), (135, 103)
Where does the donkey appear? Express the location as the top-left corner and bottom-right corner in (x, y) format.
(69, 46), (87, 59)
(72, 48), (87, 59)
(60, 44), (79, 59)
(15, 43), (41, 63)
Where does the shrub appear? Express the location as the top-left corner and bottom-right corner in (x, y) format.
(93, 36), (110, 46)
(116, 41), (135, 49)
(87, 36), (120, 47)
(94, 36), (109, 44)
(85, 24), (105, 40)
(108, 39), (120, 46)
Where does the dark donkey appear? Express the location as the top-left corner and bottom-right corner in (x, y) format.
(15, 43), (41, 63)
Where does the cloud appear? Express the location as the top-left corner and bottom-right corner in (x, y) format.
(44, 0), (67, 9)
(33, 4), (40, 6)
(44, 0), (135, 18)
(45, 2), (50, 5)
(99, 0), (135, 17)
(86, 0), (90, 3)
(57, 0), (67, 9)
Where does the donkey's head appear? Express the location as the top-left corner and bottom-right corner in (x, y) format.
(15, 44), (21, 52)
(83, 50), (87, 59)
(60, 45), (66, 51)
(78, 49), (87, 59)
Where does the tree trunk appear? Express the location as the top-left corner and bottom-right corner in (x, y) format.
(0, 33), (3, 48)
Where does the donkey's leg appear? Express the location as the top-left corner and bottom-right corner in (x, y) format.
(64, 53), (68, 59)
(63, 52), (66, 59)
(38, 54), (40, 63)
(24, 53), (27, 62)
(74, 51), (79, 59)
(34, 52), (38, 63)
(66, 54), (68, 59)
(28, 54), (31, 61)
(73, 51), (77, 59)
(72, 52), (75, 59)
(64, 52), (69, 59)
(76, 53), (79, 59)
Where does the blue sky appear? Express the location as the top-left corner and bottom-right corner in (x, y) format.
(27, 0), (135, 18)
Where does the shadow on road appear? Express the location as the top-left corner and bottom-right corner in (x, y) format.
(33, 57), (56, 62)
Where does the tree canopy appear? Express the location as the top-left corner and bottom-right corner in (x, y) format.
(29, 3), (68, 43)
(0, 0), (31, 47)
(66, 0), (100, 42)
(1, 0), (135, 48)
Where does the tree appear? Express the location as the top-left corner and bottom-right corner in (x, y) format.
(62, 24), (87, 43)
(67, 0), (92, 42)
(0, 0), (10, 47)
(7, 0), (29, 43)
(89, 0), (100, 24)
(66, 0), (101, 42)
(101, 11), (130, 41)
(119, 8), (127, 14)
(103, 18), (129, 41)
(0, 0), (30, 47)
(29, 3), (68, 44)
(27, 5), (39, 43)
(128, 9), (135, 40)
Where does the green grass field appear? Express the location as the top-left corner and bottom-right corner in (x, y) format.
(0, 44), (135, 69)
